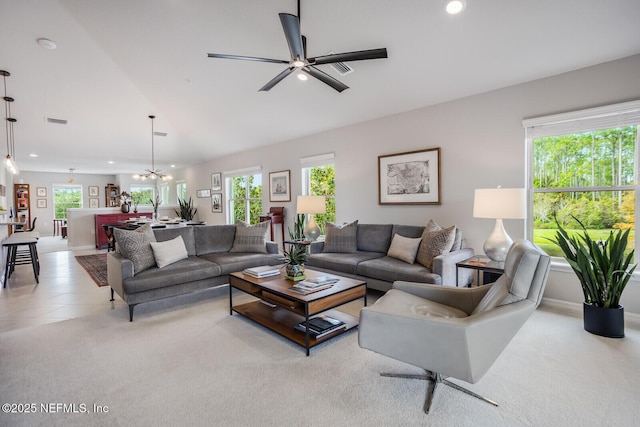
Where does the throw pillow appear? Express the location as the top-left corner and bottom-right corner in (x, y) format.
(149, 235), (189, 268)
(113, 224), (157, 274)
(230, 220), (270, 253)
(415, 225), (456, 269)
(323, 220), (358, 253)
(387, 234), (422, 264)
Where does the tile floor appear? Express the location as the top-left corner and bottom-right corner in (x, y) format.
(0, 236), (125, 333)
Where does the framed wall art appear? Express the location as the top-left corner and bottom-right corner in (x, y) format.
(37, 199), (47, 208)
(211, 173), (222, 191)
(211, 193), (223, 213)
(196, 189), (211, 198)
(269, 170), (291, 202)
(37, 187), (47, 197)
(89, 198), (99, 208)
(88, 186), (99, 197)
(378, 147), (441, 205)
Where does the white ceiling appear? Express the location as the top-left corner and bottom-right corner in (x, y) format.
(1, 0), (639, 175)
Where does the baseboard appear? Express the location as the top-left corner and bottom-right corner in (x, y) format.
(541, 298), (640, 330)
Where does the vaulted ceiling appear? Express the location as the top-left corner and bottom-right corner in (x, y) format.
(1, 0), (639, 175)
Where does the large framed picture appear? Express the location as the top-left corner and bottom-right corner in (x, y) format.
(211, 193), (223, 213)
(269, 170), (291, 202)
(196, 189), (211, 198)
(378, 147), (441, 205)
(88, 186), (99, 197)
(211, 172), (222, 191)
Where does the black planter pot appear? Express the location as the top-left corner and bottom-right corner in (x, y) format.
(583, 302), (624, 338)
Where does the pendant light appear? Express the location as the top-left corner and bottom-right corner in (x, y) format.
(68, 168), (75, 184)
(1, 70), (18, 175)
(133, 115), (172, 181)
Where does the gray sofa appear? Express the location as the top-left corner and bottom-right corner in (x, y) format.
(306, 223), (473, 292)
(107, 224), (281, 321)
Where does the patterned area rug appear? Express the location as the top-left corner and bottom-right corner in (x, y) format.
(75, 254), (108, 287)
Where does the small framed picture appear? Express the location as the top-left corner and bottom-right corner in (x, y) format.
(88, 186), (99, 197)
(196, 189), (211, 198)
(37, 199), (47, 208)
(269, 170), (291, 202)
(211, 172), (222, 191)
(211, 193), (223, 213)
(36, 187), (47, 197)
(89, 198), (99, 208)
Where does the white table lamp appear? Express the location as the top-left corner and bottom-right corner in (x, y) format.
(296, 195), (326, 241)
(473, 187), (526, 262)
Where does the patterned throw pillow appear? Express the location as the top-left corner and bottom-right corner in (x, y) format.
(416, 224), (456, 269)
(113, 224), (157, 274)
(387, 233), (422, 264)
(230, 220), (270, 253)
(323, 220), (358, 253)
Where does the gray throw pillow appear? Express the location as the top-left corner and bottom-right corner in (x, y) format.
(113, 223), (157, 274)
(387, 233), (422, 264)
(323, 220), (358, 253)
(230, 220), (269, 253)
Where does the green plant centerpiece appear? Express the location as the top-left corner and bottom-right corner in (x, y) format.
(548, 216), (636, 338)
(282, 243), (308, 281)
(175, 197), (197, 221)
(150, 194), (161, 220)
(288, 214), (306, 242)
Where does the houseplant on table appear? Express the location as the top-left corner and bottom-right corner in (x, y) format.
(549, 216), (636, 338)
(281, 242), (308, 281)
(175, 197), (197, 221)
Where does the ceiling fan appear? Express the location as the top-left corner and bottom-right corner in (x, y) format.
(207, 1), (388, 93)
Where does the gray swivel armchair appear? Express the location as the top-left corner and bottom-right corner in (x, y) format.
(358, 239), (550, 414)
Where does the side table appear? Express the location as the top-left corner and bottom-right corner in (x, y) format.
(456, 256), (504, 287)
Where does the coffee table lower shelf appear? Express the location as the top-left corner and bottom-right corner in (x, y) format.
(232, 301), (359, 352)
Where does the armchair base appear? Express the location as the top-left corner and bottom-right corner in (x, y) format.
(380, 370), (498, 414)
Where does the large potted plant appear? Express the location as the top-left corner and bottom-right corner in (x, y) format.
(175, 197), (197, 221)
(549, 216), (636, 338)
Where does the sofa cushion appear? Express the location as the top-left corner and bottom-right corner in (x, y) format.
(122, 256), (220, 294)
(199, 252), (281, 275)
(307, 251), (384, 275)
(391, 224), (425, 239)
(416, 225), (456, 269)
(195, 225), (237, 255)
(154, 226), (196, 256)
(323, 220), (358, 253)
(357, 256), (442, 284)
(230, 220), (269, 253)
(150, 235), (189, 268)
(356, 224), (393, 253)
(387, 234), (422, 264)
(113, 224), (157, 274)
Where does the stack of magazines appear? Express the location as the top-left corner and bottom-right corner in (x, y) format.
(294, 316), (346, 338)
(243, 265), (280, 278)
(290, 276), (339, 294)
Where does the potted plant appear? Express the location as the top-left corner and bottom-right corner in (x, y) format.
(281, 243), (308, 280)
(119, 191), (131, 213)
(175, 197), (197, 221)
(150, 195), (161, 220)
(548, 216), (636, 338)
(288, 214), (306, 241)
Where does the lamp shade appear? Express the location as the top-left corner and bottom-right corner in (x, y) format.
(473, 188), (526, 219)
(297, 195), (326, 214)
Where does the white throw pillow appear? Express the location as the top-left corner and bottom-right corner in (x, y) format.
(387, 234), (422, 264)
(149, 235), (189, 268)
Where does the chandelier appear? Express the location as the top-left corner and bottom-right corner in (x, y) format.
(133, 115), (172, 181)
(1, 70), (18, 175)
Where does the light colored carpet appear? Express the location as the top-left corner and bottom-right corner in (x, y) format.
(1, 287), (639, 427)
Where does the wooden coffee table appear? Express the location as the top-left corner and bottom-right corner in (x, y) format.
(229, 269), (367, 356)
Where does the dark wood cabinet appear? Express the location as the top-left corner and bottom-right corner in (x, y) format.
(105, 185), (120, 208)
(94, 212), (146, 249)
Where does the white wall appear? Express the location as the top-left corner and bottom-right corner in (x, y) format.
(184, 54), (640, 314)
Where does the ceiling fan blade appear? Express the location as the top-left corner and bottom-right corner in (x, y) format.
(259, 67), (296, 91)
(207, 53), (289, 65)
(303, 67), (349, 93)
(308, 48), (388, 65)
(279, 13), (304, 60)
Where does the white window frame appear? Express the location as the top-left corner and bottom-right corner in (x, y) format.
(176, 181), (187, 202)
(223, 166), (262, 224)
(158, 182), (170, 205)
(52, 184), (83, 219)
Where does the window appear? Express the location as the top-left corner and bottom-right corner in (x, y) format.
(176, 181), (187, 202)
(130, 185), (155, 206)
(53, 185), (82, 219)
(524, 100), (640, 258)
(158, 182), (170, 205)
(301, 153), (336, 233)
(225, 168), (262, 224)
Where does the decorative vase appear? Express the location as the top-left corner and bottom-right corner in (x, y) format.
(121, 203), (129, 213)
(285, 264), (305, 280)
(583, 302), (624, 338)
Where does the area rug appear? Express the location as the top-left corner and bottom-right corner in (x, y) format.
(75, 254), (108, 287)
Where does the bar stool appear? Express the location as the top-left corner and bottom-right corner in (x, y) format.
(2, 234), (40, 287)
(53, 219), (65, 236)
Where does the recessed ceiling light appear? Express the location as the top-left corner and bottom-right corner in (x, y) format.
(37, 38), (57, 49)
(107, 161), (115, 164)
(29, 154), (38, 157)
(444, 0), (466, 15)
(170, 165), (176, 168)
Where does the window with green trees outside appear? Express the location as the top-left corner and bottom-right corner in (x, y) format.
(53, 185), (82, 219)
(130, 185), (155, 206)
(303, 164), (335, 234)
(228, 173), (262, 224)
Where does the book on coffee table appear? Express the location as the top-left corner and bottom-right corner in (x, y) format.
(294, 316), (346, 338)
(243, 266), (280, 278)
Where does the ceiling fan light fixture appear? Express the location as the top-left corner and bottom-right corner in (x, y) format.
(293, 59), (305, 67)
(444, 0), (466, 15)
(297, 72), (308, 81)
